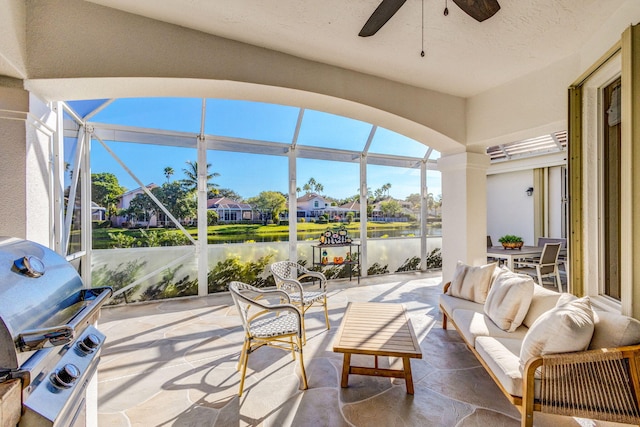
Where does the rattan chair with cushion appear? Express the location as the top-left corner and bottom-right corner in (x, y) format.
(514, 242), (563, 292)
(269, 261), (329, 344)
(229, 281), (308, 396)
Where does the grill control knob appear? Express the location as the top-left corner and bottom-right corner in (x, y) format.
(52, 364), (80, 388)
(78, 333), (101, 353)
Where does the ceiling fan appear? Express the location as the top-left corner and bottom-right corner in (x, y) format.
(359, 0), (500, 37)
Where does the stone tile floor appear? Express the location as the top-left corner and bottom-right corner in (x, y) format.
(97, 272), (628, 426)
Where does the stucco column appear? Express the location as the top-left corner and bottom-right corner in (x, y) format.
(0, 81), (54, 246)
(437, 152), (491, 281)
(0, 84), (28, 239)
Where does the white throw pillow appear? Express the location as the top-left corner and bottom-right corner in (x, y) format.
(447, 261), (497, 304)
(519, 296), (594, 371)
(589, 311), (640, 349)
(483, 270), (534, 332)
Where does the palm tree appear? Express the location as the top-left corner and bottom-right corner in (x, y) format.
(181, 160), (220, 194)
(163, 166), (174, 183)
(303, 177), (317, 194)
(382, 183), (392, 198)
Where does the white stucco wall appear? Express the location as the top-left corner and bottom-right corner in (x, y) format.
(467, 1), (640, 149)
(487, 169), (535, 246)
(0, 86), (53, 246)
(0, 84), (29, 240)
(25, 93), (55, 246)
(23, 0), (467, 154)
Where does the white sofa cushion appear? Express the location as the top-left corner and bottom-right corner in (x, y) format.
(522, 285), (562, 328)
(439, 293), (484, 319)
(447, 261), (497, 304)
(484, 270), (535, 332)
(589, 311), (640, 349)
(452, 309), (528, 347)
(519, 296), (594, 371)
(474, 336), (540, 398)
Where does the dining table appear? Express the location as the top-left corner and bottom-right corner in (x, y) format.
(486, 245), (546, 270)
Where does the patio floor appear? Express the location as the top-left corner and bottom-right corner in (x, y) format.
(97, 272), (626, 427)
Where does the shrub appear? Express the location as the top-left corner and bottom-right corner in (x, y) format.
(207, 210), (219, 225)
(346, 212), (354, 224)
(426, 248), (442, 269)
(498, 234), (523, 243)
(368, 262), (389, 275)
(108, 232), (137, 248)
(396, 256), (421, 272)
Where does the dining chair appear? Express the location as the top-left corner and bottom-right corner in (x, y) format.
(486, 235), (503, 265)
(269, 261), (329, 344)
(228, 281), (308, 396)
(514, 243), (563, 292)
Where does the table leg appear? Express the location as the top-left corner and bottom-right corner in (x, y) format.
(340, 353), (351, 387)
(506, 257), (513, 270)
(402, 357), (414, 395)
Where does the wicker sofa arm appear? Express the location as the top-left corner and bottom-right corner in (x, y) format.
(522, 344), (640, 427)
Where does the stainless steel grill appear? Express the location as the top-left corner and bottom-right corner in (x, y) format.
(0, 237), (112, 426)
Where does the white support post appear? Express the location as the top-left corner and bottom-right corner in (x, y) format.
(437, 152), (491, 281)
(197, 135), (208, 296)
(53, 102), (65, 253)
(82, 126), (92, 283)
(359, 154), (368, 277)
(420, 160), (428, 270)
(63, 128), (85, 255)
(288, 148), (297, 262)
(197, 98), (208, 296)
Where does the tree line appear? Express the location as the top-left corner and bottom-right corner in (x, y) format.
(91, 164), (442, 227)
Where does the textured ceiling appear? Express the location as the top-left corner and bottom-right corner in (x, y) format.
(84, 0), (626, 98)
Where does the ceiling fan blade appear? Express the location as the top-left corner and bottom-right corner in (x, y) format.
(359, 0), (407, 37)
(451, 0), (500, 22)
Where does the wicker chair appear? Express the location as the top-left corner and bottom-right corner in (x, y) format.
(514, 243), (563, 292)
(269, 261), (330, 344)
(229, 281), (308, 396)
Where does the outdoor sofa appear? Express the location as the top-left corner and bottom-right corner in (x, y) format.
(439, 262), (640, 427)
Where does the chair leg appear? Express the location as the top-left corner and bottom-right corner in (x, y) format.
(238, 344), (249, 397)
(289, 336), (296, 360)
(297, 336), (308, 390)
(323, 296), (330, 331)
(301, 312), (307, 345)
(536, 266), (543, 287)
(237, 340), (248, 371)
(555, 270), (563, 292)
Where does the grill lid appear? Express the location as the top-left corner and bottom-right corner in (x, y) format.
(0, 237), (112, 370)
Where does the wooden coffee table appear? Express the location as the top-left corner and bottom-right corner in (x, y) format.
(333, 302), (422, 394)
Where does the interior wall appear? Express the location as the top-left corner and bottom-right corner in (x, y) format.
(487, 170), (535, 246)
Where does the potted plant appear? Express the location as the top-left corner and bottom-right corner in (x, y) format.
(498, 234), (524, 250)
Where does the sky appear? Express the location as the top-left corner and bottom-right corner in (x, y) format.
(70, 98), (442, 201)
